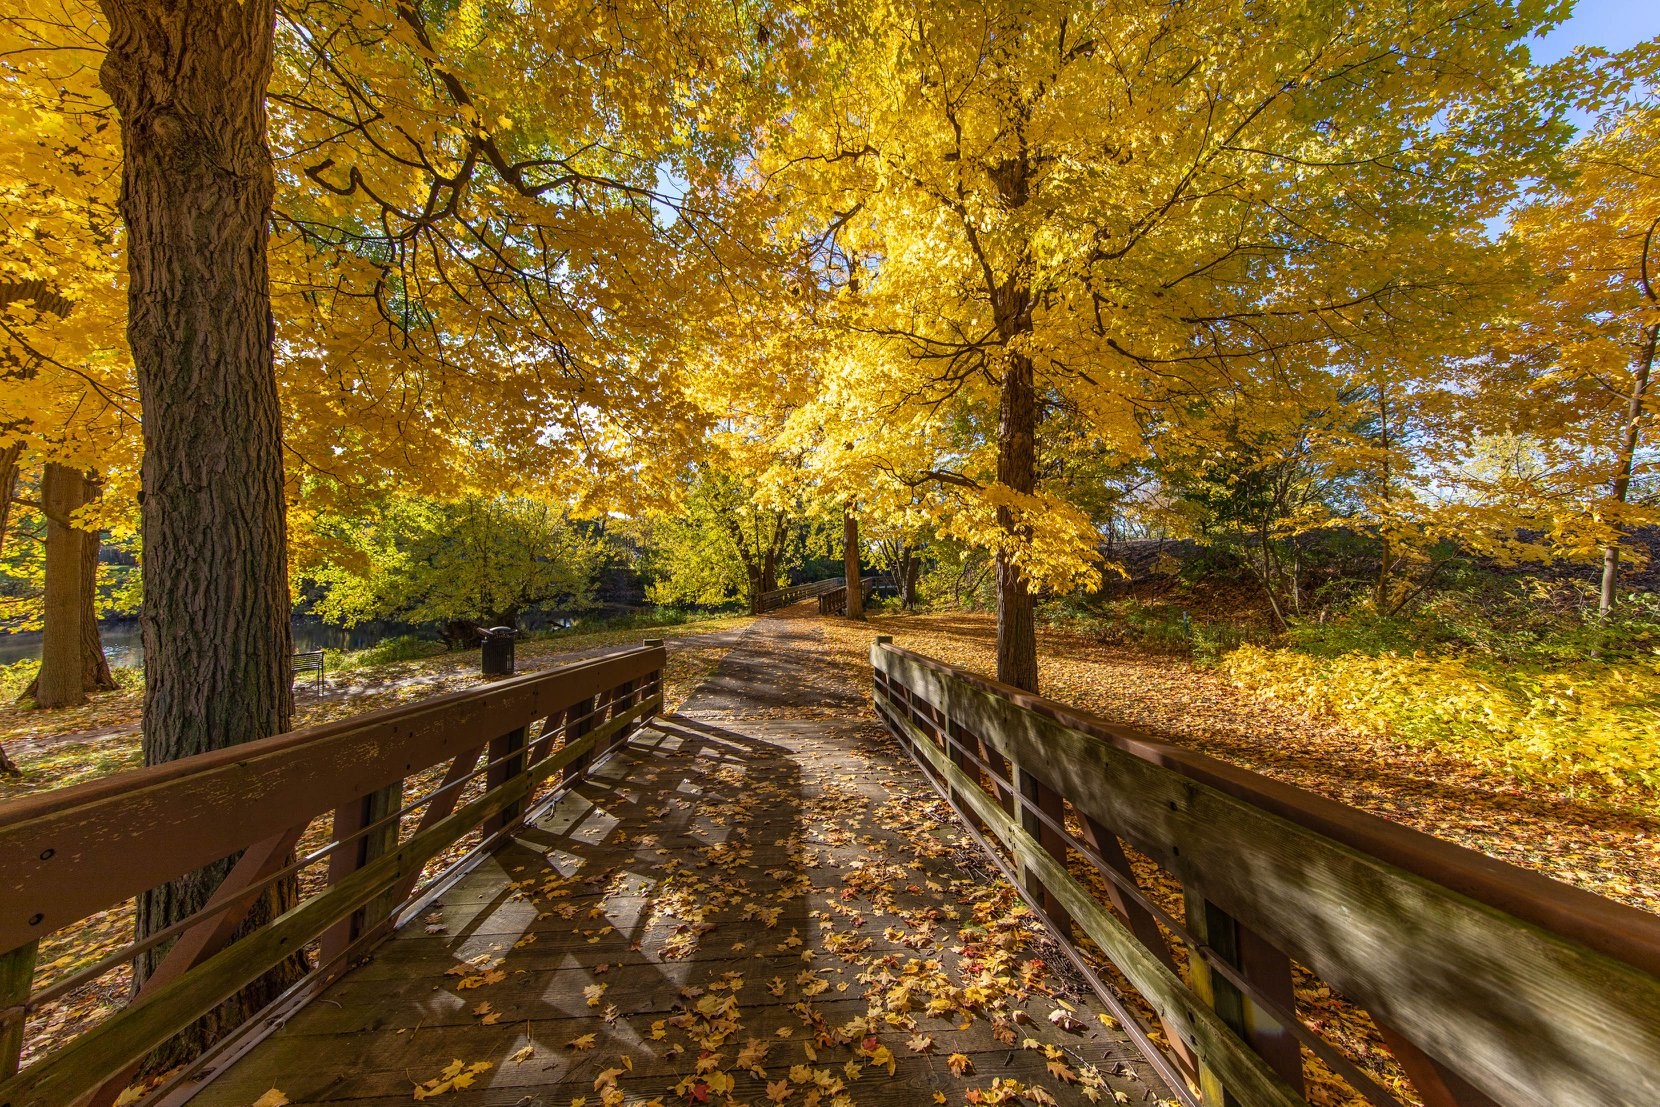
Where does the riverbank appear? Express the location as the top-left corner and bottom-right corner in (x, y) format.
(0, 614), (754, 801)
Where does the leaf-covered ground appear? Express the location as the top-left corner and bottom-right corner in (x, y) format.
(195, 607), (1171, 1106)
(2, 616), (755, 1071)
(816, 610), (1659, 916)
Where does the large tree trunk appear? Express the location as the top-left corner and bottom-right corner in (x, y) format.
(35, 462), (87, 709)
(1601, 323), (1657, 616)
(995, 349), (1039, 692)
(843, 504), (863, 619)
(99, 0), (302, 1068)
(25, 469), (118, 704)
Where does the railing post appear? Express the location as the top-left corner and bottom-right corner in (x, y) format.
(565, 694), (597, 785)
(483, 726), (528, 837)
(1183, 891), (1302, 1103)
(643, 640), (664, 721)
(321, 780), (405, 971)
(1015, 764), (1073, 939)
(1, 940), (36, 1079)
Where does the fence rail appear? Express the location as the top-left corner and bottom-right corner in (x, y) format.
(0, 643), (666, 1107)
(817, 575), (879, 615)
(757, 576), (846, 612)
(869, 638), (1660, 1107)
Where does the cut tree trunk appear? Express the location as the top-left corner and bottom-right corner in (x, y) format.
(843, 505), (864, 619)
(35, 462), (88, 709)
(98, 0), (303, 1069)
(995, 349), (1039, 692)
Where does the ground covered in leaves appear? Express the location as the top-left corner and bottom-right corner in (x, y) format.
(816, 610), (1659, 915)
(3, 616), (754, 1071)
(194, 608), (1169, 1106)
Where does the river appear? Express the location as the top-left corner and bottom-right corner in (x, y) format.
(0, 618), (418, 669)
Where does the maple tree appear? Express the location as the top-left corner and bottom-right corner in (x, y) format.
(1505, 42), (1660, 615)
(760, 0), (1563, 689)
(299, 493), (605, 634)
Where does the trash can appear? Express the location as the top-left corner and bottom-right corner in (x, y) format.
(480, 626), (517, 676)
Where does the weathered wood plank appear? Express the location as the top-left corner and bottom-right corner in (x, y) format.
(0, 648), (663, 955)
(889, 700), (1301, 1107)
(0, 698), (658, 1107)
(874, 644), (1660, 1107)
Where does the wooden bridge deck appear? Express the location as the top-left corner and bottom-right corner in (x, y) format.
(190, 610), (1169, 1106)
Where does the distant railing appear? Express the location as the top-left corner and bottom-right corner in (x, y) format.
(870, 638), (1660, 1107)
(757, 576), (845, 612)
(817, 575), (880, 616)
(290, 649), (325, 696)
(0, 643), (666, 1107)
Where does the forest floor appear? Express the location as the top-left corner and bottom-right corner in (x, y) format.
(813, 609), (1660, 916)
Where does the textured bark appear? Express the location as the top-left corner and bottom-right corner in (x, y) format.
(98, 0), (302, 1067)
(23, 470), (117, 703)
(995, 350), (1039, 692)
(80, 483), (118, 692)
(0, 441), (21, 554)
(35, 463), (87, 709)
(843, 505), (864, 619)
(1601, 323), (1657, 616)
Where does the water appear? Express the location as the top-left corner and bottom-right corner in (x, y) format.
(0, 617), (422, 669)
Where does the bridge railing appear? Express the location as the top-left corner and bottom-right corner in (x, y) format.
(757, 576), (845, 612)
(0, 643), (665, 1107)
(817, 575), (880, 615)
(870, 638), (1660, 1107)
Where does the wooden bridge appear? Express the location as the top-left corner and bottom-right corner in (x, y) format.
(2, 604), (1659, 1106)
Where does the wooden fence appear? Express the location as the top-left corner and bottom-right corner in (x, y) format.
(757, 577), (846, 612)
(870, 638), (1660, 1107)
(0, 643), (665, 1107)
(817, 575), (879, 616)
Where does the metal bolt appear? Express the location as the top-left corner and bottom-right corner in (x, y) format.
(38, 848), (53, 861)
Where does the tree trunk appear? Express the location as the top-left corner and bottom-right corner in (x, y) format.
(996, 350), (1039, 692)
(24, 469), (118, 703)
(843, 504), (864, 619)
(34, 462), (87, 709)
(1601, 323), (1658, 616)
(81, 474), (117, 691)
(99, 0), (302, 1067)
(0, 441), (21, 553)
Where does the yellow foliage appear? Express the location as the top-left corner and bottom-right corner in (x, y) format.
(1220, 644), (1660, 791)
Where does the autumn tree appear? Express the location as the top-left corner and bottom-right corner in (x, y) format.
(766, 0), (1561, 690)
(641, 466), (814, 614)
(0, 7), (135, 715)
(1508, 43), (1660, 615)
(300, 495), (604, 636)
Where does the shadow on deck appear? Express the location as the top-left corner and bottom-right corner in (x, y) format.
(190, 712), (1162, 1105)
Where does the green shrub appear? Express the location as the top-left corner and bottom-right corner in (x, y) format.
(0, 658), (38, 701)
(327, 634), (446, 671)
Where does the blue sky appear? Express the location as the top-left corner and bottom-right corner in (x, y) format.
(1533, 0), (1660, 63)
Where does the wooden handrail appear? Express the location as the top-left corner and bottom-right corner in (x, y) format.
(757, 576), (845, 611)
(816, 575), (880, 615)
(870, 639), (1660, 1107)
(0, 643), (666, 1107)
